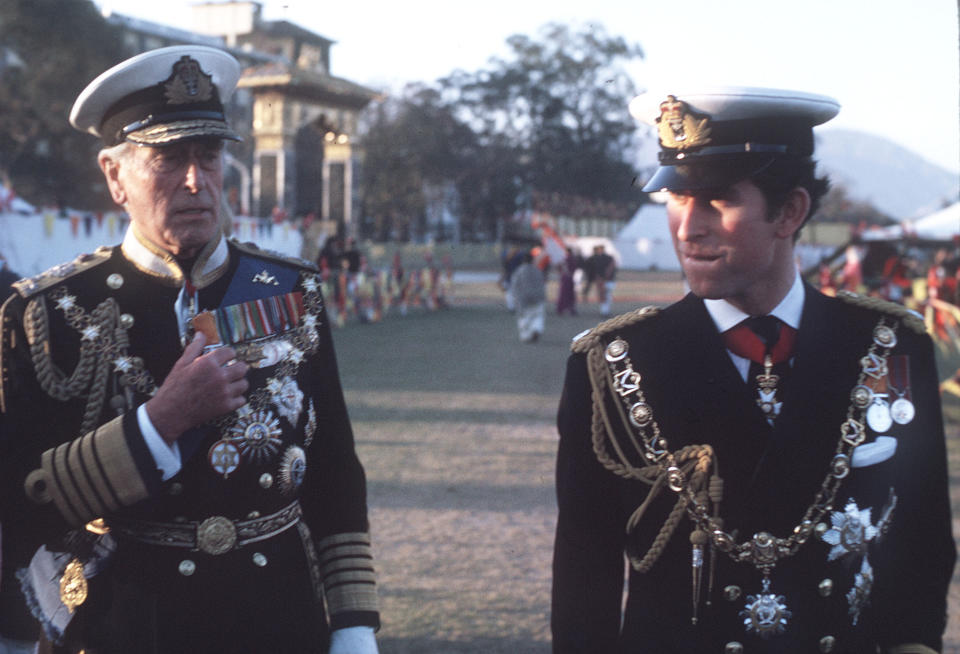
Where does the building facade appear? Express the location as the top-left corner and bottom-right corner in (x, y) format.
(104, 1), (377, 235)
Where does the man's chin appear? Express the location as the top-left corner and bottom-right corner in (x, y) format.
(165, 226), (218, 258)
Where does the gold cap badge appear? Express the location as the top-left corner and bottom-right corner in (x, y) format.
(656, 95), (712, 150)
(164, 56), (214, 105)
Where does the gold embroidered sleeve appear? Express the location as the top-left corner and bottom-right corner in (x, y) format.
(316, 532), (379, 616)
(885, 645), (939, 654)
(28, 415), (151, 526)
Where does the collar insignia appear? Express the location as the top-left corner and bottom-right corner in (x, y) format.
(164, 56), (214, 105)
(656, 95), (712, 150)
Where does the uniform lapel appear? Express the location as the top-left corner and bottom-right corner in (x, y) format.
(749, 286), (860, 526)
(651, 296), (772, 511)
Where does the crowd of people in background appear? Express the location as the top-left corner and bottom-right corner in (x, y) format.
(501, 242), (619, 342)
(315, 236), (453, 326)
(817, 243), (960, 396)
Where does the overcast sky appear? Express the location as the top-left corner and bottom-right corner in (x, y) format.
(99, 0), (960, 174)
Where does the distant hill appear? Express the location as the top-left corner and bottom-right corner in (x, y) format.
(815, 128), (959, 221)
(634, 127), (959, 222)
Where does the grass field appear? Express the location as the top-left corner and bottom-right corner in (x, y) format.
(332, 272), (960, 653)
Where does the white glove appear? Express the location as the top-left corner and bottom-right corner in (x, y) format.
(328, 626), (378, 654)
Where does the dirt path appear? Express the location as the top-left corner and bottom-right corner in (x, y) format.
(332, 276), (960, 653)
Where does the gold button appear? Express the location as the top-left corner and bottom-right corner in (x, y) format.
(724, 643), (744, 654)
(818, 579), (833, 597)
(178, 560), (196, 576)
(259, 473), (273, 489)
(25, 469), (51, 504)
(819, 635), (836, 652)
(252, 552), (268, 567)
(106, 273), (124, 289)
(119, 313), (134, 329)
(247, 510), (260, 519)
(168, 482), (183, 496)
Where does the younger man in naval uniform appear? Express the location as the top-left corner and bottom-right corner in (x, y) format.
(551, 88), (955, 653)
(0, 46), (379, 653)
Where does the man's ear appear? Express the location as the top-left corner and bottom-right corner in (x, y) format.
(773, 187), (811, 239)
(98, 150), (127, 206)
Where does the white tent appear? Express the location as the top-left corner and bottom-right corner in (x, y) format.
(613, 200), (680, 271)
(861, 202), (960, 242)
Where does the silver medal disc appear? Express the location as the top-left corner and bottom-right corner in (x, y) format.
(866, 400), (892, 433)
(890, 397), (915, 425)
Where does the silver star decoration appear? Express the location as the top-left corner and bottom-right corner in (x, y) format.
(271, 377), (304, 426)
(55, 294), (77, 311)
(301, 314), (318, 329)
(301, 276), (320, 293)
(81, 324), (101, 341)
(821, 500), (878, 561)
(113, 357), (134, 373)
(287, 347), (305, 365)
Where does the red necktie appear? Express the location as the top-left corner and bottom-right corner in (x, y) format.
(722, 316), (796, 365)
(723, 316), (796, 422)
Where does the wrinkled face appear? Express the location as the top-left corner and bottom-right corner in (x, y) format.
(667, 179), (786, 312)
(104, 138), (224, 258)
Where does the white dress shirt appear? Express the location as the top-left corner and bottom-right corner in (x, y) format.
(703, 271), (805, 381)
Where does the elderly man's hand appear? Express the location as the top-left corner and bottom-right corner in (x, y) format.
(145, 332), (249, 443)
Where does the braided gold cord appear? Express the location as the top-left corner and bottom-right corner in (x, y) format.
(25, 297), (97, 401)
(588, 313), (898, 576)
(25, 288), (158, 437)
(624, 445), (716, 573)
(583, 329), (719, 572)
(80, 356), (111, 436)
(836, 290), (926, 334)
(571, 306), (660, 354)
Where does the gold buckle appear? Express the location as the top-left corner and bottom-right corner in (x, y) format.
(196, 516), (237, 555)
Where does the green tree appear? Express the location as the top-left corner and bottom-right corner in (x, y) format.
(441, 22), (645, 207)
(0, 0), (125, 208)
(357, 22), (646, 242)
(358, 83), (479, 241)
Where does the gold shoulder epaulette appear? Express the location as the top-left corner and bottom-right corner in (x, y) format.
(11, 247), (113, 299)
(571, 306), (661, 354)
(836, 290), (926, 335)
(230, 238), (318, 272)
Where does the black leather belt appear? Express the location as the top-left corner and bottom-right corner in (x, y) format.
(109, 501), (302, 556)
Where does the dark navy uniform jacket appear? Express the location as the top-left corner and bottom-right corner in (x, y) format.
(0, 228), (378, 653)
(553, 286), (955, 653)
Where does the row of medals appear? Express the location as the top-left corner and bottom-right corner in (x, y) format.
(861, 384), (914, 433)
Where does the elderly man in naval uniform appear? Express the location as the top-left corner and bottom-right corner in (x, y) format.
(0, 46), (379, 653)
(551, 87), (955, 653)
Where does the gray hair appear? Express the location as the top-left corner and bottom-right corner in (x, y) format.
(98, 140), (136, 164)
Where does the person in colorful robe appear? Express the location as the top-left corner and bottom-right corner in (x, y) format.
(0, 46), (379, 654)
(552, 87), (954, 653)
